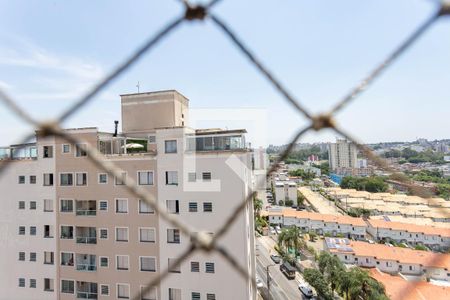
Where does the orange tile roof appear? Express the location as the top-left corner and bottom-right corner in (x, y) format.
(367, 219), (450, 238)
(330, 240), (450, 269)
(369, 269), (450, 300)
(280, 210), (366, 227)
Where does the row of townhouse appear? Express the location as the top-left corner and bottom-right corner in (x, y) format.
(0, 90), (256, 300)
(325, 238), (450, 281)
(366, 219), (450, 251)
(268, 210), (367, 239)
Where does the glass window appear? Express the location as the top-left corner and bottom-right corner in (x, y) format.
(44, 199), (53, 212)
(61, 280), (74, 293)
(98, 173), (108, 184)
(18, 175), (25, 184)
(18, 252), (25, 261)
(139, 199), (154, 214)
(100, 284), (109, 296)
(62, 144), (71, 153)
(30, 226), (36, 236)
(44, 252), (54, 264)
(140, 257), (156, 272)
(99, 200), (108, 211)
(117, 284), (130, 299)
(100, 257), (109, 267)
(18, 226), (25, 235)
(189, 202), (198, 212)
(44, 279), (54, 292)
(43, 173), (53, 186)
(115, 172), (126, 185)
(192, 292), (201, 300)
(166, 200), (179, 214)
(148, 135), (156, 143)
(167, 229), (180, 244)
(29, 175), (36, 184)
(205, 262), (215, 273)
(116, 227), (128, 242)
(30, 201), (37, 210)
(75, 144), (87, 157)
(207, 294), (216, 300)
(18, 201), (25, 209)
(62, 254), (78, 268)
(28, 252), (36, 261)
(191, 261), (200, 272)
(60, 226), (74, 239)
(140, 228), (155, 243)
(100, 229), (108, 239)
(138, 171), (154, 185)
(169, 288), (181, 300)
(168, 258), (180, 273)
(116, 199), (128, 213)
(202, 172), (211, 181)
(60, 173), (73, 186)
(76, 173), (87, 186)
(61, 199), (73, 212)
(116, 255), (129, 270)
(18, 278), (25, 287)
(30, 278), (36, 288)
(203, 202), (213, 212)
(165, 140), (177, 153)
(188, 172), (196, 182)
(43, 146), (53, 158)
(165, 171), (178, 185)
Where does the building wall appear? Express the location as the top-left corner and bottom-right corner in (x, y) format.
(53, 130), (161, 300)
(0, 136), (57, 300)
(156, 127), (255, 300)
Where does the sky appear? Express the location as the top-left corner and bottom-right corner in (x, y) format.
(0, 0), (449, 147)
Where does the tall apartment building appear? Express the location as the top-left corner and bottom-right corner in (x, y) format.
(328, 139), (358, 172)
(0, 90), (256, 300)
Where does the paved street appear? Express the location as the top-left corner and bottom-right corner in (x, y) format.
(256, 236), (308, 300)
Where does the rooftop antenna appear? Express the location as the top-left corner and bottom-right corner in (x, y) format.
(136, 81), (140, 93)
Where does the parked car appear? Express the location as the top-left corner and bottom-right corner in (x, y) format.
(298, 281), (314, 298)
(386, 242), (394, 247)
(270, 254), (281, 264)
(256, 276), (264, 288)
(367, 239), (375, 244)
(269, 227), (276, 235)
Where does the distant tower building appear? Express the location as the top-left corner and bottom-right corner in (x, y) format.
(436, 142), (449, 153)
(328, 139), (358, 171)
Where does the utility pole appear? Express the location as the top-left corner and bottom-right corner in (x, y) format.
(266, 264), (275, 300)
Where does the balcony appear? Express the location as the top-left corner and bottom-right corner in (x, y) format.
(185, 132), (247, 152)
(76, 227), (97, 244)
(76, 281), (97, 299)
(98, 137), (156, 156)
(76, 254), (96, 272)
(0, 143), (37, 160)
(76, 200), (97, 216)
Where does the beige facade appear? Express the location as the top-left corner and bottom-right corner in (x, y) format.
(0, 90), (255, 300)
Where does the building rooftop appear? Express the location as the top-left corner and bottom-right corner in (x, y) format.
(327, 238), (450, 269)
(366, 219), (450, 238)
(276, 210), (367, 227)
(369, 268), (450, 300)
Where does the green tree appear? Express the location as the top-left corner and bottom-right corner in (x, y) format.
(319, 162), (330, 176)
(284, 199), (294, 207)
(297, 191), (305, 206)
(414, 244), (428, 251)
(344, 268), (388, 300)
(303, 268), (333, 300)
(277, 226), (304, 255)
(318, 252), (345, 295)
(341, 176), (388, 193)
(253, 197), (263, 217)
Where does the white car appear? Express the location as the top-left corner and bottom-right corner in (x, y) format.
(270, 227), (276, 235)
(256, 276), (264, 288)
(298, 281), (314, 298)
(275, 226), (282, 234)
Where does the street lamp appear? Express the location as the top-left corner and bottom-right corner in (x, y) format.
(266, 264), (276, 300)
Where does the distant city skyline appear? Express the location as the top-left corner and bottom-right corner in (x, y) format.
(1, 0), (450, 147)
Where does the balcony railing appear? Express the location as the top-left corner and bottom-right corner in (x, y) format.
(76, 237), (97, 244)
(77, 264), (97, 271)
(76, 210), (97, 216)
(77, 292), (98, 299)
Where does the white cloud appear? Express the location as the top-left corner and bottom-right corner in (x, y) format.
(0, 80), (12, 90)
